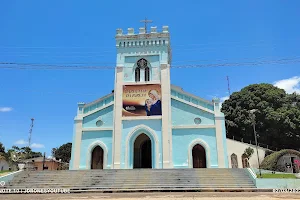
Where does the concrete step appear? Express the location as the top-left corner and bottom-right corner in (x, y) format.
(6, 169), (256, 191)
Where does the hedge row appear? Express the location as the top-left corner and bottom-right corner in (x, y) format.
(260, 149), (300, 172)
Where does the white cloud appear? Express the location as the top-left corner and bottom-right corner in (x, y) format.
(0, 107), (13, 112)
(14, 140), (45, 149)
(30, 143), (45, 149)
(220, 96), (229, 103)
(274, 76), (300, 94)
(14, 139), (28, 145)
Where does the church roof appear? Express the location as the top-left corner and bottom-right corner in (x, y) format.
(171, 84), (214, 105)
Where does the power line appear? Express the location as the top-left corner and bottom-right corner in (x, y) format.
(0, 37), (299, 49)
(1, 57), (300, 70)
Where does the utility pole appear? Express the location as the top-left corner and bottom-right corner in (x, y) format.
(226, 76), (231, 96)
(42, 152), (45, 170)
(28, 118), (34, 148)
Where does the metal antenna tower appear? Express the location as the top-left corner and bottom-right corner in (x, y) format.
(226, 76), (231, 96)
(140, 17), (152, 33)
(28, 118), (34, 148)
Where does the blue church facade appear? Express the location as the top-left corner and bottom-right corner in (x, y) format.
(69, 26), (229, 170)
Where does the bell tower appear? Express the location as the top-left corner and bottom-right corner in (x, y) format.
(112, 25), (173, 168)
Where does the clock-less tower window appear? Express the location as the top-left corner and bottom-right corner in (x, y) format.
(135, 58), (150, 82)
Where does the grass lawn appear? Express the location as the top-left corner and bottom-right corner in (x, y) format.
(0, 170), (12, 177)
(257, 173), (297, 179)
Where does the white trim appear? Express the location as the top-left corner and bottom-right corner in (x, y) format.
(122, 116), (162, 121)
(83, 93), (114, 107)
(0, 170), (23, 179)
(123, 80), (161, 85)
(82, 127), (113, 132)
(83, 102), (114, 117)
(86, 140), (108, 169)
(247, 167), (257, 179)
(171, 85), (214, 105)
(188, 138), (211, 168)
(171, 96), (215, 114)
(125, 124), (159, 169)
(172, 125), (215, 129)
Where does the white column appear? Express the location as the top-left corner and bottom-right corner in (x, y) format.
(112, 66), (123, 169)
(160, 64), (172, 168)
(213, 98), (226, 168)
(72, 117), (83, 169)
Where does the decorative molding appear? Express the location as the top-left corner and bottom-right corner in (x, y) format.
(82, 102), (114, 117)
(172, 125), (215, 129)
(82, 127), (113, 132)
(122, 80), (161, 86)
(122, 116), (162, 121)
(86, 140), (108, 170)
(83, 93), (114, 108)
(74, 117), (83, 121)
(188, 138), (211, 168)
(161, 64), (168, 70)
(125, 124), (159, 169)
(171, 96), (215, 114)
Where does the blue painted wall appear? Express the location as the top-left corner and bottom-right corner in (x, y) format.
(79, 131), (113, 169)
(172, 128), (218, 168)
(121, 119), (162, 169)
(171, 99), (215, 126)
(256, 178), (300, 189)
(123, 55), (160, 82)
(83, 105), (114, 128)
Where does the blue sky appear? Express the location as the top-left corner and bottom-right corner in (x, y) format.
(0, 1), (299, 157)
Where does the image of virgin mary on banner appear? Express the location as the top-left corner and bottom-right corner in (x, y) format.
(122, 84), (162, 117)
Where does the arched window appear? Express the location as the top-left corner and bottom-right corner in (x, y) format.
(136, 58), (149, 82)
(145, 67), (150, 81)
(135, 67), (140, 82)
(231, 153), (238, 168)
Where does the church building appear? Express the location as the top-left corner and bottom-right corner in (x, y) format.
(69, 25), (230, 170)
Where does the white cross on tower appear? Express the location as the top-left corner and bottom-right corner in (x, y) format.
(140, 18), (153, 33)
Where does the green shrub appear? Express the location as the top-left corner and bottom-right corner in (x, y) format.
(260, 149), (300, 171)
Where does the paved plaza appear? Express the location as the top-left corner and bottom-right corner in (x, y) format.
(1, 192), (300, 200)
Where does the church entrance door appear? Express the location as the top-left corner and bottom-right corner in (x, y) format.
(91, 146), (104, 169)
(134, 133), (152, 168)
(192, 144), (206, 168)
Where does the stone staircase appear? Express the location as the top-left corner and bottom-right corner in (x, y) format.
(6, 168), (256, 192)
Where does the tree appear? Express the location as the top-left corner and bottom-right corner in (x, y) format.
(53, 143), (72, 163)
(242, 147), (254, 159)
(0, 142), (5, 153)
(221, 83), (300, 150)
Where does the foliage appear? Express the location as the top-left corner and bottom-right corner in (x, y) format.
(260, 149), (300, 171)
(264, 150), (274, 158)
(0, 153), (6, 161)
(242, 147), (254, 159)
(8, 146), (42, 160)
(53, 143), (72, 163)
(221, 83), (300, 150)
(0, 142), (5, 153)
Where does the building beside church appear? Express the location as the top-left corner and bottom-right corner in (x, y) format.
(69, 25), (230, 170)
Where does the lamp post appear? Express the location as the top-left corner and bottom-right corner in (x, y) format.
(250, 109), (262, 178)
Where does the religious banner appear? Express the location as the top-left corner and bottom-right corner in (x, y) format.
(122, 84), (162, 117)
